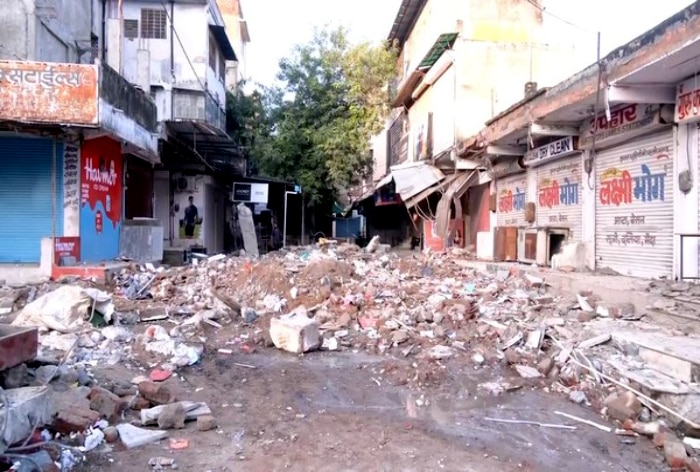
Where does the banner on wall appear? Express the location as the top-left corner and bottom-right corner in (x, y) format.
(80, 137), (123, 261)
(81, 143), (123, 230)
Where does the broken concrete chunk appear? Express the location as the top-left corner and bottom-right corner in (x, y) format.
(604, 391), (642, 422)
(157, 402), (186, 429)
(514, 365), (541, 379)
(578, 333), (611, 350)
(425, 345), (455, 360)
(576, 294), (594, 313)
(197, 415), (217, 431)
(270, 311), (321, 354)
(116, 423), (168, 449)
(140, 401), (212, 426)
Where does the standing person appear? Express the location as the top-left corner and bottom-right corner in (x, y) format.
(183, 195), (199, 238)
(410, 211), (421, 250)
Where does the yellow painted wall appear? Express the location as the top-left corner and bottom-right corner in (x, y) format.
(394, 0), (584, 154)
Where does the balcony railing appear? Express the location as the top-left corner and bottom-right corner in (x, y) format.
(172, 89), (226, 132)
(100, 63), (157, 133)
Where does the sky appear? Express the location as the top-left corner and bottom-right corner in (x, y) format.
(241, 0), (695, 87)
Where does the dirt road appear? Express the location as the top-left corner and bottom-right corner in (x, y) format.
(88, 350), (663, 472)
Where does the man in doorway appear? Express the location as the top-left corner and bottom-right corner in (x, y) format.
(184, 195), (199, 238)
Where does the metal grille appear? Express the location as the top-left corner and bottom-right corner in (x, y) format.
(140, 9), (167, 39)
(124, 19), (139, 39)
(595, 129), (674, 278)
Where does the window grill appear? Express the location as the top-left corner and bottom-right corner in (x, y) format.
(140, 9), (167, 39)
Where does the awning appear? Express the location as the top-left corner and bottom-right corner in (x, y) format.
(390, 161), (445, 202)
(209, 25), (237, 61)
(374, 173), (393, 191)
(434, 170), (478, 239)
(402, 170), (462, 209)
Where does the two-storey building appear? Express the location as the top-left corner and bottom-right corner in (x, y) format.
(105, 0), (241, 256)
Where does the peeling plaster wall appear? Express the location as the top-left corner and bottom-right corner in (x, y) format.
(0, 0), (93, 63)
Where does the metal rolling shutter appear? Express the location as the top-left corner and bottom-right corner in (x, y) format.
(594, 129), (674, 278)
(496, 172), (527, 226)
(536, 154), (584, 239)
(0, 136), (64, 263)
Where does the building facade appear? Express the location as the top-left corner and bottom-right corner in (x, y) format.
(360, 0), (584, 253)
(217, 0), (250, 89)
(462, 2), (700, 281)
(0, 0), (159, 280)
(106, 0), (243, 257)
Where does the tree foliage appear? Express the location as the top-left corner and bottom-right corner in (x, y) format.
(238, 26), (397, 208)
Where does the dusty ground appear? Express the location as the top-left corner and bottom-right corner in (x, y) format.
(87, 349), (663, 472)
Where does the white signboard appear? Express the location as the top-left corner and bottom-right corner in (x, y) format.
(524, 136), (577, 167)
(232, 182), (269, 204)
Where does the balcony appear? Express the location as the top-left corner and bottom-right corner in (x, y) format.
(98, 63), (159, 160)
(99, 63), (157, 133)
(172, 89), (226, 133)
(164, 89), (242, 175)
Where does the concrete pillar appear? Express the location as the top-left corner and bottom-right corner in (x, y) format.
(136, 49), (151, 94)
(106, 18), (122, 73)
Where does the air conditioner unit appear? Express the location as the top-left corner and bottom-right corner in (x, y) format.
(176, 176), (195, 192)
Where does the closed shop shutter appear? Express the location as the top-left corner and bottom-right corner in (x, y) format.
(594, 129), (674, 278)
(496, 172), (527, 226)
(536, 154), (583, 239)
(0, 136), (64, 263)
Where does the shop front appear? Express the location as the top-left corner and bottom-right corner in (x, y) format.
(675, 76), (700, 279)
(492, 159), (527, 261)
(524, 135), (584, 265)
(0, 134), (65, 263)
(582, 103), (674, 278)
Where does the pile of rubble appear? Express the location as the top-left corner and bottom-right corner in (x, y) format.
(1, 240), (700, 469)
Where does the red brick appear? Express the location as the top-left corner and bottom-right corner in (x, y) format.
(687, 457), (700, 472)
(89, 386), (124, 419)
(53, 407), (101, 434)
(123, 394), (150, 410)
(138, 381), (175, 406)
(663, 438), (688, 469)
(604, 391), (642, 422)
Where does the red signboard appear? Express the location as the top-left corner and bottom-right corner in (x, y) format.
(80, 137), (123, 234)
(54, 237), (80, 265)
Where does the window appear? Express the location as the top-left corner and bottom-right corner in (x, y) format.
(124, 19), (139, 39)
(219, 54), (225, 80)
(140, 9), (167, 39)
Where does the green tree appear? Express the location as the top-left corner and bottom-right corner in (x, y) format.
(251, 26), (397, 213)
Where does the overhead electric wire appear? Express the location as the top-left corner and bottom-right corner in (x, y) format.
(158, 0), (223, 110)
(524, 0), (596, 35)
